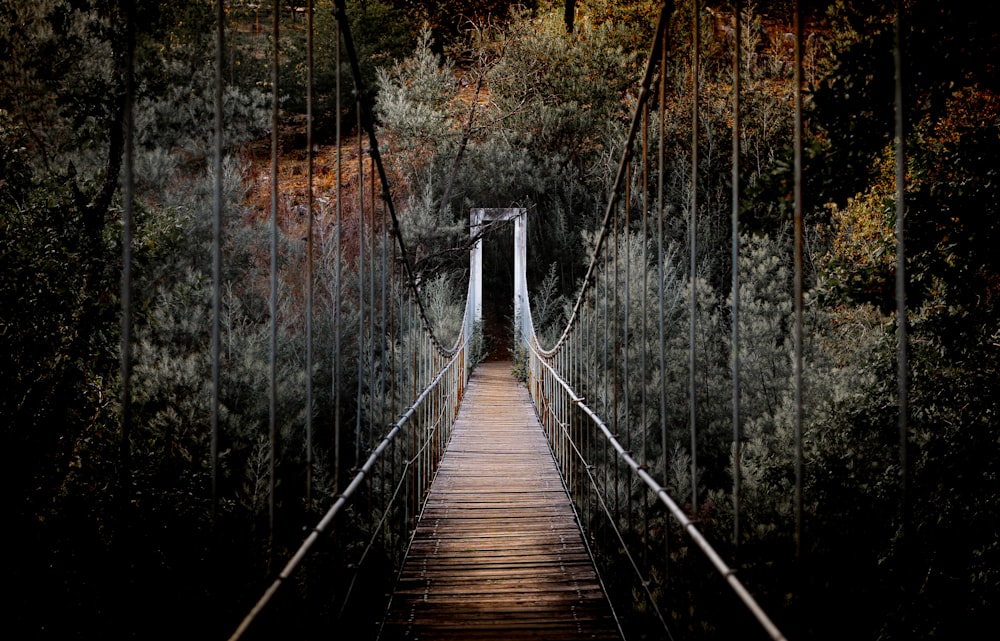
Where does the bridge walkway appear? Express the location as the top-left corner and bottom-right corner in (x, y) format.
(380, 361), (620, 640)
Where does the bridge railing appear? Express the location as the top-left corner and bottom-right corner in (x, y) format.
(516, 2), (791, 638)
(111, 0), (914, 637)
(223, 2), (480, 638)
(522, 332), (785, 639)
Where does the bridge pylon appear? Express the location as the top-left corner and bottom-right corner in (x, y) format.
(470, 208), (527, 330)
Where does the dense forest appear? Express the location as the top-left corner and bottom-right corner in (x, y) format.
(2, 0), (997, 639)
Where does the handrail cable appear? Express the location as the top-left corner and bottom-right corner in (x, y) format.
(339, 364), (459, 619)
(534, 364), (674, 639)
(526, 344), (788, 641)
(226, 347), (465, 641)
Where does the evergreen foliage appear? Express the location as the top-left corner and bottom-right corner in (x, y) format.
(1, 1), (997, 639)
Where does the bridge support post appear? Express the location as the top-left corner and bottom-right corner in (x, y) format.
(470, 208), (528, 331)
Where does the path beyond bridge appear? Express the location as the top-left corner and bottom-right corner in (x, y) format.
(380, 361), (621, 640)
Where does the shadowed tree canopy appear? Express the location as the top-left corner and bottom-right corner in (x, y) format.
(810, 0), (1000, 311)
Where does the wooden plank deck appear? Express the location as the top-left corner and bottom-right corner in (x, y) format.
(380, 361), (621, 640)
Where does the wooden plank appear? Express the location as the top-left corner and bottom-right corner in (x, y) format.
(380, 361), (620, 641)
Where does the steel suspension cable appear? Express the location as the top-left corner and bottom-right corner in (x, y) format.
(604, 245), (610, 419)
(120, 0), (136, 514)
(641, 99), (650, 570)
(390, 223), (398, 479)
(356, 104), (364, 468)
(731, 0), (743, 554)
(370, 147), (378, 455)
(527, 350), (787, 641)
(229, 6), (477, 635)
(792, 0), (805, 563)
(893, 0), (909, 542)
(624, 155), (632, 533)
(268, 0), (280, 554)
(305, 0), (315, 512)
(331, 0), (458, 356)
(613, 192), (619, 429)
(584, 300), (594, 531)
(689, 0), (700, 515)
(227, 349), (465, 641)
(380, 167), (390, 511)
(333, 21), (342, 494)
(657, 12), (670, 581)
(538, 2), (674, 356)
(612, 174), (620, 525)
(210, 0), (223, 519)
(343, 354), (459, 621)
(603, 247), (610, 527)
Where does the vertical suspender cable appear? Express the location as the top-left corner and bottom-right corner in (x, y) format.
(603, 247), (611, 517)
(269, 0), (280, 553)
(404, 298), (413, 527)
(305, 0), (315, 512)
(390, 219), (396, 409)
(389, 230), (397, 555)
(792, 0), (805, 563)
(584, 301), (591, 529)
(370, 149), (378, 454)
(585, 296), (590, 404)
(333, 20), (343, 494)
(603, 246), (610, 419)
(641, 100), (650, 569)
(624, 164), (631, 440)
(381, 170), (389, 449)
(585, 292), (598, 402)
(120, 0), (136, 514)
(893, 0), (909, 539)
(613, 173), (621, 525)
(731, 0), (742, 554)
(641, 104), (649, 463)
(332, 0), (445, 351)
(211, 0), (225, 518)
(657, 10), (668, 506)
(421, 328), (428, 500)
(377, 192), (386, 544)
(689, 0), (700, 514)
(624, 156), (632, 533)
(613, 195), (619, 432)
(356, 105), (365, 468)
(657, 15), (669, 581)
(410, 299), (417, 524)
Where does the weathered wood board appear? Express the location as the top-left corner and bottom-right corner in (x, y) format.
(380, 361), (621, 640)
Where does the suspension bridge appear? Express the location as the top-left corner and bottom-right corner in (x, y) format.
(108, 1), (919, 639)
